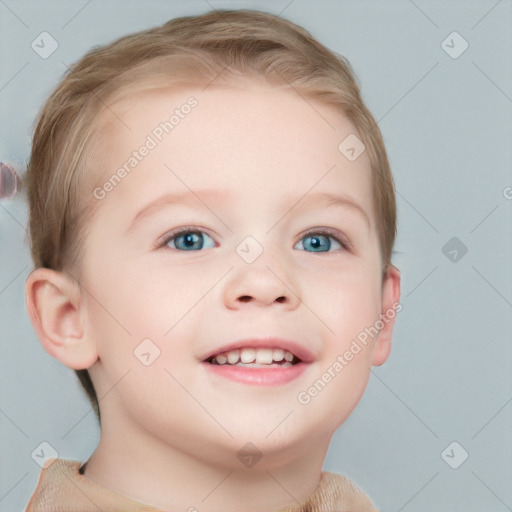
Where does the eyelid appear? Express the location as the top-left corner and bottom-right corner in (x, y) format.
(156, 225), (354, 254)
(155, 225), (217, 250)
(298, 227), (353, 253)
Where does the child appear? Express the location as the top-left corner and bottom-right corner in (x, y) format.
(24, 9), (400, 512)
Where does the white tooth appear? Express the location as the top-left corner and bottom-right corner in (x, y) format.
(281, 362), (293, 367)
(216, 354), (227, 364)
(272, 349), (284, 362)
(284, 351), (294, 362)
(255, 348), (273, 365)
(240, 348), (256, 363)
(227, 349), (240, 364)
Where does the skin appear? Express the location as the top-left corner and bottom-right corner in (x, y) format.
(26, 80), (400, 512)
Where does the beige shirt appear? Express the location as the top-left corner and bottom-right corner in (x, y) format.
(25, 458), (378, 511)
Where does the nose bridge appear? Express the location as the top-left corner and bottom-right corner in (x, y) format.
(223, 235), (300, 309)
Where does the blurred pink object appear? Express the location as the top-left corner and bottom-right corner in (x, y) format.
(0, 162), (19, 199)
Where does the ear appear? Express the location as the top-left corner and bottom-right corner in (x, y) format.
(371, 264), (401, 366)
(25, 268), (98, 370)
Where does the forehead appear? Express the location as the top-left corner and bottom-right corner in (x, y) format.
(90, 82), (374, 221)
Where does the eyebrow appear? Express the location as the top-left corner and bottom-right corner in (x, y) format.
(127, 189), (370, 233)
(127, 189), (231, 233)
(284, 191), (370, 229)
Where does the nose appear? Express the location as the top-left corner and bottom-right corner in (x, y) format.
(223, 259), (301, 311)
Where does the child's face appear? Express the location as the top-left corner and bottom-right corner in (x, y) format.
(81, 80), (399, 466)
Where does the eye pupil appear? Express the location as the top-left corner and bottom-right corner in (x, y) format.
(303, 234), (331, 252)
(163, 229), (345, 253)
(167, 230), (207, 251)
(184, 233), (197, 246)
(311, 237), (321, 248)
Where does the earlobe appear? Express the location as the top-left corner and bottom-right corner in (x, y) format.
(25, 268), (98, 370)
(371, 264), (401, 366)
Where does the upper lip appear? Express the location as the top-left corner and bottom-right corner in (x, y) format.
(201, 337), (316, 364)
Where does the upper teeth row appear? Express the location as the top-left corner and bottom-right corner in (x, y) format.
(212, 348), (295, 365)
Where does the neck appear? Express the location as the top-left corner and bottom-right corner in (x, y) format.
(82, 412), (330, 512)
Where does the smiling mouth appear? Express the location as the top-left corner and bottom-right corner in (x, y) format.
(205, 347), (301, 367)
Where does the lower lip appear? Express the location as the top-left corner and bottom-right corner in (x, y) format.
(202, 362), (309, 385)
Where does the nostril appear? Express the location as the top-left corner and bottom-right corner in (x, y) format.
(236, 295), (287, 303)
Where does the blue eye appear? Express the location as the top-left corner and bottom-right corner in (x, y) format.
(160, 227), (350, 253)
(164, 229), (215, 251)
(294, 231), (347, 253)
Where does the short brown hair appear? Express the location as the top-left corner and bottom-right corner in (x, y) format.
(24, 9), (397, 423)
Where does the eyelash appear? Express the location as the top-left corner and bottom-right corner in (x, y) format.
(157, 226), (353, 253)
(297, 227), (352, 253)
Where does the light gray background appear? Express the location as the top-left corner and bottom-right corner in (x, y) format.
(1, 1), (511, 511)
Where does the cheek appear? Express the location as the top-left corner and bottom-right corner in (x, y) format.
(316, 262), (382, 341)
(83, 257), (206, 377)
